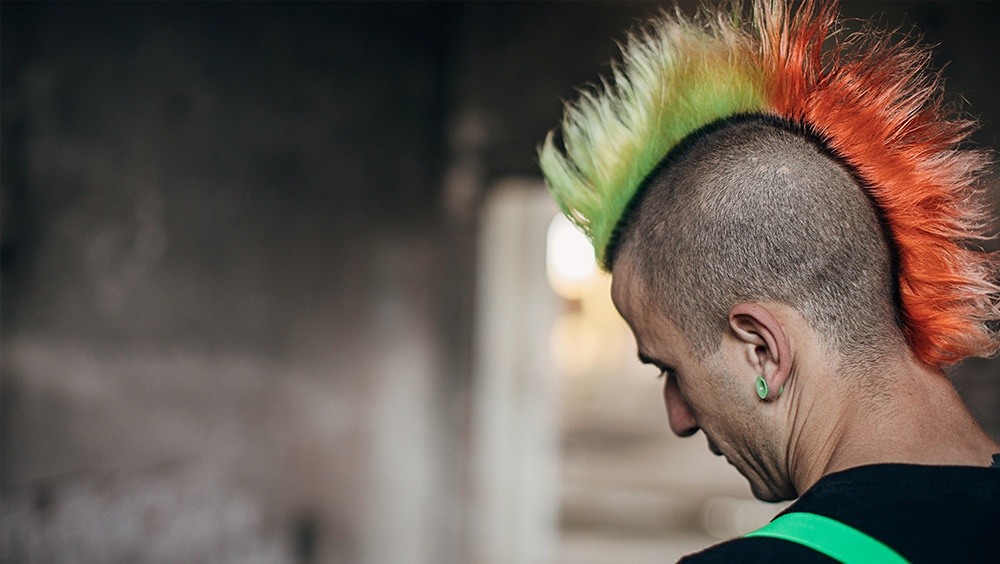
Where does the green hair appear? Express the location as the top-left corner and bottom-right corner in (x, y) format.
(538, 7), (767, 270)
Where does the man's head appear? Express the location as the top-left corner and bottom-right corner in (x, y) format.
(610, 115), (907, 500)
(614, 115), (904, 367)
(540, 0), (1000, 500)
(539, 0), (999, 368)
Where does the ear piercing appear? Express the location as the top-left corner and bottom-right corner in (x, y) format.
(755, 375), (769, 399)
(755, 376), (785, 400)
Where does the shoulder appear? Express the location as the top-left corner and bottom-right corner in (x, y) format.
(678, 536), (836, 563)
(679, 464), (1000, 563)
(811, 464), (1000, 562)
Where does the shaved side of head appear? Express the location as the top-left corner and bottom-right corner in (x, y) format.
(615, 115), (906, 368)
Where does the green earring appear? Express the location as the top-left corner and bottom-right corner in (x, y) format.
(755, 376), (768, 400)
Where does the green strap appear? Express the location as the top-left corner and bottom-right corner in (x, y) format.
(744, 512), (910, 564)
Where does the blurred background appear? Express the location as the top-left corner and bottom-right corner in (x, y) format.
(2, 1), (998, 562)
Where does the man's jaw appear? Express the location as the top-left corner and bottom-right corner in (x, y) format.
(707, 436), (723, 456)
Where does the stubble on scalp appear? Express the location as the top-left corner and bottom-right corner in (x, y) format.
(614, 115), (906, 377)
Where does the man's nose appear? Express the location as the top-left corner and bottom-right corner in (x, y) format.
(663, 374), (700, 437)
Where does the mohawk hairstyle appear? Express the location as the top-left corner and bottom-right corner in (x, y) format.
(538, 0), (1000, 366)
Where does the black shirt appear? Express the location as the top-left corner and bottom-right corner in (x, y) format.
(680, 457), (1000, 563)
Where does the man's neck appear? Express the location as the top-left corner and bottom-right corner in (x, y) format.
(785, 353), (1000, 496)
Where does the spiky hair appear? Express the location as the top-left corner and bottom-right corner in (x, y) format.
(538, 0), (1000, 366)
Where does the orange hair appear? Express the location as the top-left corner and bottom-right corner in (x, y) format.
(760, 1), (999, 366)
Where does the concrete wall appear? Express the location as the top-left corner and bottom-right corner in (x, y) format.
(2, 3), (458, 561)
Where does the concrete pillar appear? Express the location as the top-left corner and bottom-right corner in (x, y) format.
(469, 178), (560, 564)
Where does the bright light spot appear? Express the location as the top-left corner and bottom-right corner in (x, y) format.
(546, 214), (597, 298)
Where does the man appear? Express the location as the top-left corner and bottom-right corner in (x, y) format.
(539, 1), (1000, 562)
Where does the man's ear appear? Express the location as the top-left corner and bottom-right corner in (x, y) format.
(728, 303), (791, 401)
